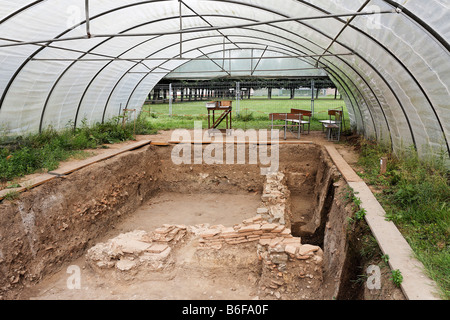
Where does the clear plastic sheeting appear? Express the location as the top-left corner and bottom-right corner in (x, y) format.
(0, 0), (448, 162)
(165, 49), (329, 79)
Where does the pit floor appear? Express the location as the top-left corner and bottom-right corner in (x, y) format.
(21, 192), (263, 300)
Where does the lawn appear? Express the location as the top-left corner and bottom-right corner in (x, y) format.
(141, 98), (350, 131)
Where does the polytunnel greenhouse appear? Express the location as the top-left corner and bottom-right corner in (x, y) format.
(0, 0), (448, 302)
(0, 0), (449, 159)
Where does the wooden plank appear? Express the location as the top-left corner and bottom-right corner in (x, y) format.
(151, 142), (171, 146)
(51, 140), (151, 175)
(0, 173), (56, 201)
(168, 141), (313, 145)
(324, 145), (362, 183)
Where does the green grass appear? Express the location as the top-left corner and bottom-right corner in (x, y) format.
(142, 98), (350, 131)
(356, 139), (450, 299)
(0, 117), (156, 183)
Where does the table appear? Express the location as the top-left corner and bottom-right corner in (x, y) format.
(207, 101), (233, 133)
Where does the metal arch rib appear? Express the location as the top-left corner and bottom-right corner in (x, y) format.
(28, 10), (375, 130)
(87, 6), (385, 137)
(5, 2), (383, 144)
(0, 0), (170, 116)
(119, 35), (378, 142)
(103, 38), (318, 124)
(105, 22), (384, 143)
(122, 44), (373, 141)
(0, 0), (415, 149)
(99, 29), (378, 135)
(381, 0), (450, 52)
(68, 13), (322, 128)
(89, 24), (382, 136)
(0, 1), (401, 134)
(0, 1), (44, 24)
(292, 0), (449, 157)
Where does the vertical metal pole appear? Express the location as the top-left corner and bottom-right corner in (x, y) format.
(229, 50), (231, 74)
(179, 0), (183, 58)
(222, 37), (226, 69)
(236, 81), (240, 116)
(311, 80), (315, 118)
(169, 83), (173, 117)
(118, 103), (123, 120)
(85, 0), (91, 38)
(250, 49), (254, 73)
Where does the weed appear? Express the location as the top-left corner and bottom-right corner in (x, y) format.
(341, 185), (355, 203)
(6, 182), (21, 189)
(353, 196), (362, 209)
(390, 269), (404, 288)
(235, 112), (255, 122)
(359, 233), (380, 261)
(0, 116), (155, 183)
(356, 138), (450, 299)
(355, 208), (367, 221)
(3, 190), (20, 201)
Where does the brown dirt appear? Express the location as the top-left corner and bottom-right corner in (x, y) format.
(3, 143), (323, 300)
(20, 193), (264, 301)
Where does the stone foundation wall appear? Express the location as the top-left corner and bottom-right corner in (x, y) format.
(85, 171), (324, 300)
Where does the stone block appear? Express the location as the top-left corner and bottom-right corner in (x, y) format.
(284, 245), (298, 256)
(298, 244), (320, 256)
(271, 225), (285, 233)
(147, 243), (169, 254)
(261, 224), (278, 232)
(116, 259), (137, 271)
(238, 224), (262, 233)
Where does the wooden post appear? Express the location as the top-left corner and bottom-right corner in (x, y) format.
(380, 157), (388, 175)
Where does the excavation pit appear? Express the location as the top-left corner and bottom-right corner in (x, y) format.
(0, 144), (403, 300)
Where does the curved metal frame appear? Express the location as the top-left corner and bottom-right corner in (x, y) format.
(0, 1), (388, 141)
(107, 18), (388, 141)
(120, 35), (379, 138)
(31, 11), (380, 134)
(104, 32), (380, 137)
(0, 0), (409, 148)
(294, 0), (448, 152)
(0, 0), (448, 153)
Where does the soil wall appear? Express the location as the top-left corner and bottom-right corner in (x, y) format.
(0, 146), (163, 299)
(0, 143), (402, 300)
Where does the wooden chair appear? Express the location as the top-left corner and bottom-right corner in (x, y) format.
(269, 113), (302, 140)
(320, 109), (342, 131)
(322, 110), (342, 141)
(220, 100), (233, 108)
(291, 109), (312, 134)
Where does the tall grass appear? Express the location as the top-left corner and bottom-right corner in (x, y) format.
(357, 139), (450, 299)
(0, 117), (155, 183)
